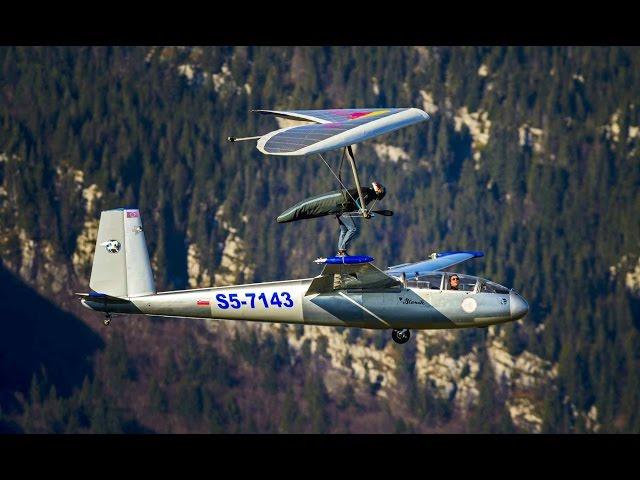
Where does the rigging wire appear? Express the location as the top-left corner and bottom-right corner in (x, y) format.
(337, 147), (346, 185)
(317, 152), (359, 205)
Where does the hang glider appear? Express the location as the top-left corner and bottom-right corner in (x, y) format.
(387, 251), (485, 277)
(253, 108), (429, 156)
(228, 106), (430, 218)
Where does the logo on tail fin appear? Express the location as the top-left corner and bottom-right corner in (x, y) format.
(100, 240), (121, 254)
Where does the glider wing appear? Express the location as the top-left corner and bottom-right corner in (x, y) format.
(306, 261), (401, 295)
(386, 251), (485, 276)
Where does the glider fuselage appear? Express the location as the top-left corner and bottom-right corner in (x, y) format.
(81, 275), (527, 330)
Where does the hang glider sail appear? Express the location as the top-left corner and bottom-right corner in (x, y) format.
(253, 108), (429, 156)
(387, 251), (485, 277)
(253, 108), (411, 125)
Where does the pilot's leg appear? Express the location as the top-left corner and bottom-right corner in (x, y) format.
(340, 215), (359, 254)
(337, 215), (348, 255)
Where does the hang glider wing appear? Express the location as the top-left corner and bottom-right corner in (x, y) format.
(386, 251), (484, 277)
(306, 261), (401, 295)
(255, 107), (429, 156)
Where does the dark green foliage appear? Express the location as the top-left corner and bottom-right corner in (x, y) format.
(279, 389), (297, 433)
(316, 335), (330, 359)
(175, 379), (203, 421)
(394, 417), (409, 433)
(163, 349), (179, 385)
(448, 329), (484, 358)
(339, 383), (357, 411)
(12, 371), (127, 433)
(303, 367), (330, 433)
(394, 337), (422, 414)
(467, 350), (517, 433)
(372, 331), (388, 350)
(301, 339), (312, 362)
(346, 328), (361, 345)
(102, 332), (135, 393)
(259, 333), (280, 393)
(505, 323), (527, 357)
(232, 328), (260, 363)
(148, 378), (167, 414)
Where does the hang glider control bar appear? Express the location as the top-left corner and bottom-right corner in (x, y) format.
(346, 145), (368, 218)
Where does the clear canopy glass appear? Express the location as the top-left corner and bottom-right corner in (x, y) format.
(403, 272), (510, 293)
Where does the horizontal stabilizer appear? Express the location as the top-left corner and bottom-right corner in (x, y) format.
(74, 292), (133, 304)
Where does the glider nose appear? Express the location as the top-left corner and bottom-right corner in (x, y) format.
(509, 291), (529, 320)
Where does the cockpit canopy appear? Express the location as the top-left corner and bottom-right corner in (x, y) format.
(403, 272), (510, 294)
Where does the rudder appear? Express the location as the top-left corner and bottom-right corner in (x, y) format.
(89, 208), (156, 298)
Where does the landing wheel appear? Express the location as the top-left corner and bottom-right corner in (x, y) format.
(103, 313), (111, 327)
(391, 329), (411, 344)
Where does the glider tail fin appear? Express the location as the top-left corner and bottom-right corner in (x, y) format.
(89, 208), (156, 298)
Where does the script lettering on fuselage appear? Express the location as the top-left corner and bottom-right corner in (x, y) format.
(398, 296), (425, 305)
(214, 291), (294, 310)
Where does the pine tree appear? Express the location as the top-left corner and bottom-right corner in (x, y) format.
(148, 378), (168, 414)
(279, 389), (297, 433)
(303, 368), (330, 433)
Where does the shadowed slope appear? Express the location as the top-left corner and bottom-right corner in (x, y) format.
(0, 264), (103, 410)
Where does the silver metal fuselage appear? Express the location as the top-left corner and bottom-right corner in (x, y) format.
(81, 275), (528, 330)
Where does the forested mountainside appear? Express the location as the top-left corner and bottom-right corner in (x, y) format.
(0, 46), (639, 433)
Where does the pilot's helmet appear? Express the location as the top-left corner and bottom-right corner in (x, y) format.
(371, 181), (386, 200)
